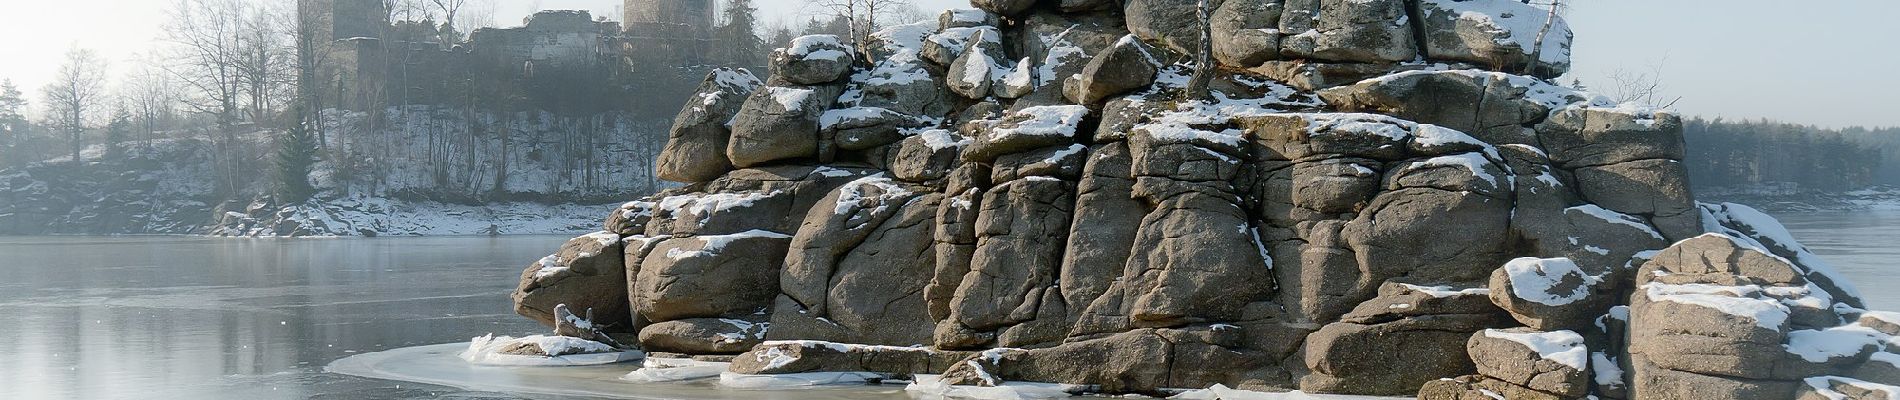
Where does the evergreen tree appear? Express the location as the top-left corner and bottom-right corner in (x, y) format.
(0, 79), (26, 164)
(0, 79), (25, 132)
(715, 0), (765, 68)
(275, 104), (319, 202)
(104, 109), (131, 160)
(769, 26), (795, 50)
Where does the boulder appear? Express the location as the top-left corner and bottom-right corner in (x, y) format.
(1123, 0), (1203, 55)
(656, 68), (762, 183)
(945, 29), (1002, 100)
(1466, 328), (1592, 398)
(1319, 70), (1565, 145)
(1303, 317), (1496, 395)
(638, 318), (768, 354)
(1058, 143), (1144, 322)
(891, 130), (968, 182)
(772, 35), (854, 85)
(944, 178), (1074, 340)
(991, 144), (1088, 183)
(970, 0), (1036, 16)
(1572, 159), (1698, 240)
(1064, 35), (1160, 106)
(1417, 0), (1572, 77)
(1211, 0), (1283, 67)
(727, 85), (842, 167)
(1279, 0), (1417, 63)
(1536, 106), (1686, 168)
(1290, 158), (1381, 214)
(962, 105), (1091, 163)
(923, 27), (1000, 67)
(1249, 61), (1399, 91)
(1488, 257), (1604, 332)
(513, 232), (630, 331)
(633, 231), (792, 322)
(940, 327), (1270, 393)
(822, 106), (918, 151)
(1418, 375), (1568, 400)
(603, 200), (655, 236)
(1079, 191), (1272, 329)
(938, 9), (997, 30)
(773, 181), (941, 346)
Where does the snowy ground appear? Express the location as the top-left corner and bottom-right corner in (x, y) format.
(209, 195), (612, 237)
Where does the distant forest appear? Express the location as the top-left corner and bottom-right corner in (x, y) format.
(1684, 118), (1899, 192)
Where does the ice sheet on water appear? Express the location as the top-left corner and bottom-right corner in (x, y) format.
(620, 357), (731, 382)
(459, 334), (641, 366)
(718, 371), (888, 389)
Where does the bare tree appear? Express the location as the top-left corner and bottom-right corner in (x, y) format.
(1527, 0), (1565, 77)
(165, 0), (256, 195)
(236, 3), (295, 124)
(804, 0), (915, 61)
(428, 0), (470, 40)
(125, 61), (182, 147)
(454, 0), (498, 35)
(1608, 62), (1682, 109)
(42, 46), (109, 166)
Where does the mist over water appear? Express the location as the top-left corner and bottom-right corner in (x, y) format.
(0, 212), (1894, 399)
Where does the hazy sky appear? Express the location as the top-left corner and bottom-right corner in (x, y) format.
(1, 0), (1894, 128)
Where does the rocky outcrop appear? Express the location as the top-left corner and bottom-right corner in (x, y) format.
(510, 1), (1897, 398)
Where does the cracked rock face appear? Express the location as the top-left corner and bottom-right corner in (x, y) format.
(512, 1), (1897, 398)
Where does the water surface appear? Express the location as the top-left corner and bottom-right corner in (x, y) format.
(0, 211), (1894, 399)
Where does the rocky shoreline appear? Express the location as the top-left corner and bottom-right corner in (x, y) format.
(504, 0), (1900, 398)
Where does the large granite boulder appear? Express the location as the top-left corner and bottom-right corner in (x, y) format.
(1279, 0), (1418, 63)
(1417, 0), (1572, 77)
(1064, 35), (1160, 106)
(772, 35), (855, 85)
(632, 231), (792, 323)
(513, 232), (630, 331)
(727, 85), (842, 167)
(656, 68), (762, 183)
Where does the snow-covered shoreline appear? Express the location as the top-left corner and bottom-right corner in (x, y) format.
(206, 195), (614, 237)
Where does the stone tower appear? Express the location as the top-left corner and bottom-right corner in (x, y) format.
(627, 0), (714, 34)
(621, 0), (717, 62)
(300, 0), (388, 41)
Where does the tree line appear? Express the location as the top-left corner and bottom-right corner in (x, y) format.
(1683, 118), (1893, 193)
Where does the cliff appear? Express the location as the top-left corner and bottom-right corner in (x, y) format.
(509, 0), (1900, 398)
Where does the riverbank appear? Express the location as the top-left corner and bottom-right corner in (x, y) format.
(1698, 185), (1900, 212)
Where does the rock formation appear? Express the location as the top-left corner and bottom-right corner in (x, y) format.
(512, 0), (1900, 398)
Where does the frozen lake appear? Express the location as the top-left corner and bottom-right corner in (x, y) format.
(0, 210), (1895, 399)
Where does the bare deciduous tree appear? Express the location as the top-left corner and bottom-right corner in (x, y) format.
(804, 0), (916, 62)
(42, 46), (108, 166)
(1608, 62), (1682, 109)
(1527, 0), (1565, 77)
(125, 61), (182, 147)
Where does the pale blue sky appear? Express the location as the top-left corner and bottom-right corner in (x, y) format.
(0, 0), (1893, 128)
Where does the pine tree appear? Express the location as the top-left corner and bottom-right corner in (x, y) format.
(276, 104), (319, 202)
(104, 110), (131, 160)
(0, 80), (26, 164)
(715, 0), (765, 68)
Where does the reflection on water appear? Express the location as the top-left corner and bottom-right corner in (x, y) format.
(0, 236), (555, 399)
(0, 211), (1894, 399)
